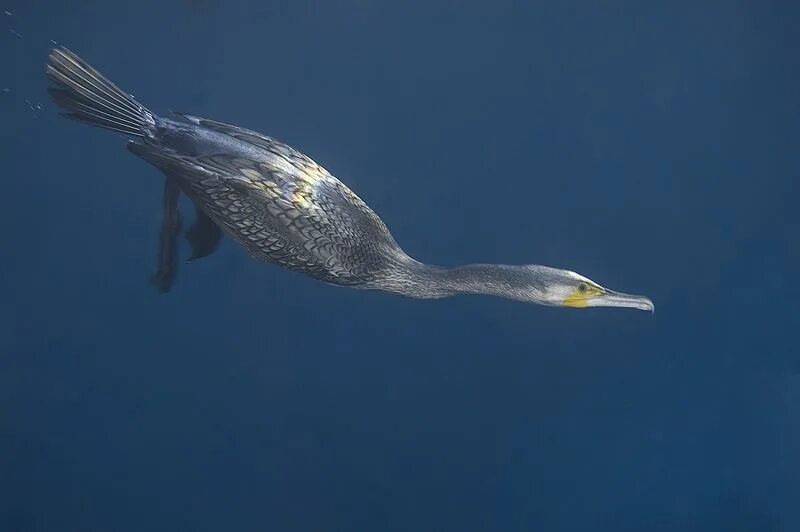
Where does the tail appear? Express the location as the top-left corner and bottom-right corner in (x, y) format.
(46, 47), (156, 137)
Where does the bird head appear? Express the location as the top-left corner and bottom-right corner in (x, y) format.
(525, 266), (654, 312)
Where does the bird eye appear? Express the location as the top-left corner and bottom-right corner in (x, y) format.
(577, 282), (588, 293)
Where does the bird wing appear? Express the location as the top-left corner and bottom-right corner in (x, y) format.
(194, 152), (402, 284)
(173, 112), (326, 175)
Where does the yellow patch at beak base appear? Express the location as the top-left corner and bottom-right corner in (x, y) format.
(562, 284), (602, 308)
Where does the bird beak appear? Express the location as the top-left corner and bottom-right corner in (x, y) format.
(590, 289), (655, 312)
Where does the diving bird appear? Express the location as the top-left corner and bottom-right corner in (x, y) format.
(46, 47), (653, 312)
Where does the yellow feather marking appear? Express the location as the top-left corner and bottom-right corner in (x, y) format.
(240, 167), (262, 181)
(261, 184), (280, 199)
(295, 165), (326, 186)
(292, 179), (316, 209)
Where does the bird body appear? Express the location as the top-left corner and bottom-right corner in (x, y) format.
(129, 114), (410, 288)
(46, 47), (654, 312)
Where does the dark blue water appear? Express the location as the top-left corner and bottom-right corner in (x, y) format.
(2, 2), (798, 531)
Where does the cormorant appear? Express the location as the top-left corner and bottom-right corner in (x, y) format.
(46, 48), (653, 312)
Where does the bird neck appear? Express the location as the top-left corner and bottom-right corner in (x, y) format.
(383, 260), (547, 303)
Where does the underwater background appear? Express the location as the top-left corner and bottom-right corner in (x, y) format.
(1, 1), (798, 531)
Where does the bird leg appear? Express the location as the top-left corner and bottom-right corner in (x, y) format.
(151, 177), (182, 293)
(185, 205), (222, 262)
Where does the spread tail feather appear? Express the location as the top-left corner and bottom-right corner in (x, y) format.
(46, 47), (156, 136)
